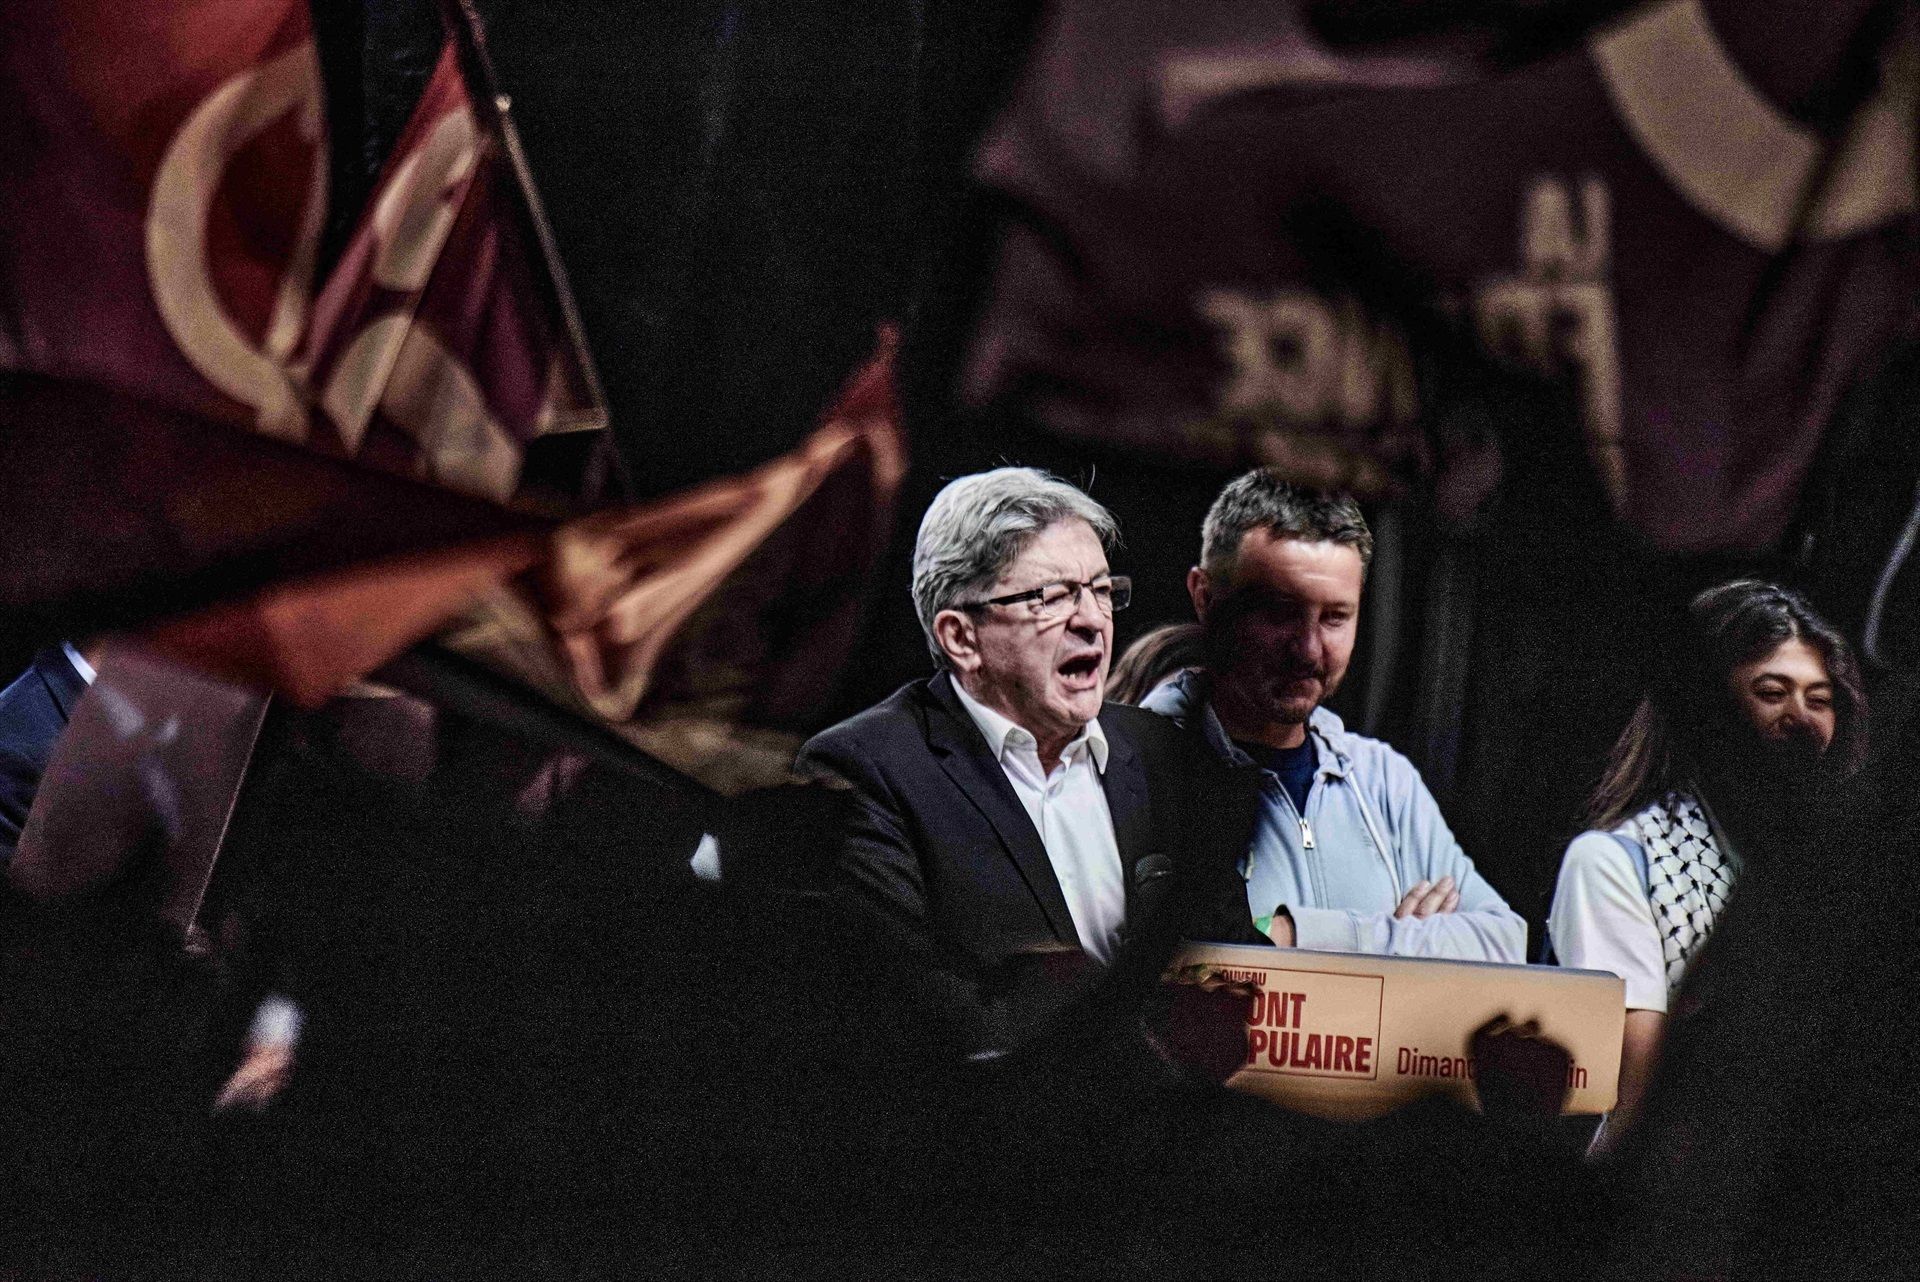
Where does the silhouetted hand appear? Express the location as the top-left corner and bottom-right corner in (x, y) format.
(1471, 1014), (1571, 1118)
(981, 943), (1101, 1049)
(1156, 965), (1260, 1085)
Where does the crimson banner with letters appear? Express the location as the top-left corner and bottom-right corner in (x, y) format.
(967, 0), (1920, 554)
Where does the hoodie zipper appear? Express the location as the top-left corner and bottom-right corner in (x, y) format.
(1272, 748), (1403, 902)
(1258, 774), (1323, 910)
(1270, 773), (1316, 850)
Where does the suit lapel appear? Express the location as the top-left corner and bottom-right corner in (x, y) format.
(1099, 722), (1158, 910)
(921, 675), (1078, 944)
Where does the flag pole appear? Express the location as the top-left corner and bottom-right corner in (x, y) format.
(439, 0), (621, 466)
(376, 643), (719, 802)
(412, 7), (721, 802)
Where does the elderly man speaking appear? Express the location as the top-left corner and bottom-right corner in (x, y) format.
(800, 468), (1261, 1050)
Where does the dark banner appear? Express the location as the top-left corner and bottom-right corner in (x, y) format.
(967, 0), (1920, 554)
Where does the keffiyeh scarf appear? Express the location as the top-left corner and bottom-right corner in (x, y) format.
(1623, 791), (1742, 1000)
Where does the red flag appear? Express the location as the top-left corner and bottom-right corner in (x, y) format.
(302, 40), (607, 504)
(448, 328), (907, 792)
(0, 1), (545, 666)
(135, 327), (904, 792)
(0, 0), (324, 434)
(0, 3), (905, 794)
(0, 369), (548, 673)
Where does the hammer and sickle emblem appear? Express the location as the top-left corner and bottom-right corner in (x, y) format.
(144, 40), (327, 441)
(1591, 0), (1916, 251)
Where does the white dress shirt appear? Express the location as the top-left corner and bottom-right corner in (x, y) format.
(951, 681), (1128, 964)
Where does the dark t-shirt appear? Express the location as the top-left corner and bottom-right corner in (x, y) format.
(1235, 737), (1316, 816)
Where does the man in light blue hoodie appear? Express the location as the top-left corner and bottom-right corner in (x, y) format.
(1143, 472), (1525, 962)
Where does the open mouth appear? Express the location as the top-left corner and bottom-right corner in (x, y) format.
(1058, 653), (1103, 686)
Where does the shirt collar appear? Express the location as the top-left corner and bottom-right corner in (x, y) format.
(1157, 669), (1345, 777)
(950, 677), (1109, 773)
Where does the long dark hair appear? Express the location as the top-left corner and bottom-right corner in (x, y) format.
(1106, 622), (1203, 706)
(1586, 580), (1868, 829)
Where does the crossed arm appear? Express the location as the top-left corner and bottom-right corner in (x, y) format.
(1266, 762), (1528, 962)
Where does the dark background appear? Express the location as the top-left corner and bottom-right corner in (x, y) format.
(8, 6), (1920, 1276)
(301, 0), (1920, 937)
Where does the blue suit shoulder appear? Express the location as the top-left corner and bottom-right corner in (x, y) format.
(0, 646), (86, 857)
(0, 647), (83, 763)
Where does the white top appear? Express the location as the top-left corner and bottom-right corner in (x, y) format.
(1548, 831), (1668, 1012)
(951, 680), (1127, 964)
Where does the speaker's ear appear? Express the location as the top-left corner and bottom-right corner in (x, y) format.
(932, 608), (982, 674)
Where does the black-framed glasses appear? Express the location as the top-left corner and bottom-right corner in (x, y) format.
(963, 575), (1132, 619)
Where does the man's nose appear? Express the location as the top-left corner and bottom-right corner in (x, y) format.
(1067, 583), (1105, 630)
(1285, 623), (1323, 664)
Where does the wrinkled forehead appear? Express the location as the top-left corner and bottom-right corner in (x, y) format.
(994, 519), (1111, 588)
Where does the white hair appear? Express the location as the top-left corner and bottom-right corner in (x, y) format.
(911, 468), (1119, 668)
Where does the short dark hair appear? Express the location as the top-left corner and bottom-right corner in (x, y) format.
(1200, 470), (1372, 580)
(1586, 579), (1868, 828)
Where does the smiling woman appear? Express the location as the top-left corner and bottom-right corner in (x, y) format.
(1547, 578), (1867, 1147)
(1727, 637), (1837, 764)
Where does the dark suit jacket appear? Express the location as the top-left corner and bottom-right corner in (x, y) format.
(0, 646), (87, 863)
(798, 673), (1264, 1047)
